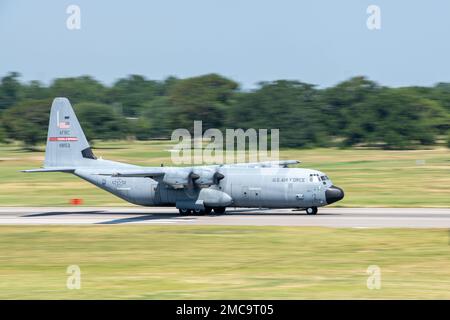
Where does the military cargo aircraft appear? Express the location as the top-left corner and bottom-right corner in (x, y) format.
(23, 98), (344, 215)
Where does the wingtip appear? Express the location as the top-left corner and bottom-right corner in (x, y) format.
(20, 168), (41, 173)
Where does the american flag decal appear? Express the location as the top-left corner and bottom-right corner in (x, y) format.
(58, 121), (70, 129)
(56, 110), (71, 129)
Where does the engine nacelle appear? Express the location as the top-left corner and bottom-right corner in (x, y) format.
(192, 168), (224, 186)
(161, 168), (225, 189)
(162, 168), (192, 189)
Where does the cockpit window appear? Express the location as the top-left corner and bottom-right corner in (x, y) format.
(309, 173), (321, 182)
(321, 176), (329, 181)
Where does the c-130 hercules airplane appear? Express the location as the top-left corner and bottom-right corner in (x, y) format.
(23, 98), (344, 215)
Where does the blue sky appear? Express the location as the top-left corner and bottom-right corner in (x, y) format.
(1, 0), (449, 88)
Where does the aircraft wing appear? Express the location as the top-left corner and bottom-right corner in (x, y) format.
(93, 167), (224, 189)
(94, 168), (166, 178)
(222, 160), (300, 168)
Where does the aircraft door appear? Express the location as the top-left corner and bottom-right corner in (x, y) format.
(305, 174), (319, 206)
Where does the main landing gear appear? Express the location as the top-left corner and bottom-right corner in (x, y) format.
(306, 207), (318, 215)
(179, 208), (211, 215)
(178, 207), (227, 215)
(178, 208), (190, 215)
(193, 207), (212, 215)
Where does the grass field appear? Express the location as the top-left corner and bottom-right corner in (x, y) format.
(0, 141), (449, 207)
(0, 225), (449, 299)
(1, 142), (449, 299)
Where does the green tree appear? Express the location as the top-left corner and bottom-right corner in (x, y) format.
(2, 99), (51, 147)
(107, 75), (165, 117)
(74, 102), (128, 140)
(229, 80), (328, 148)
(22, 80), (50, 101)
(168, 73), (238, 131)
(321, 76), (381, 142)
(447, 131), (450, 148)
(0, 72), (22, 111)
(0, 120), (6, 143)
(431, 83), (450, 112)
(136, 97), (173, 139)
(0, 72), (448, 150)
(341, 89), (438, 148)
(50, 76), (107, 104)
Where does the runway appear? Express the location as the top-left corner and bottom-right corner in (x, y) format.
(0, 207), (449, 228)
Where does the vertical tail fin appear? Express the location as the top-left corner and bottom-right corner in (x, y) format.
(44, 98), (96, 168)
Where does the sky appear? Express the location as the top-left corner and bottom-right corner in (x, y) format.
(1, 0), (450, 89)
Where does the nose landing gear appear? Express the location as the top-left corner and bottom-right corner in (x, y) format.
(306, 207), (318, 215)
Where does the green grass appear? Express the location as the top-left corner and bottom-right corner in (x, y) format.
(0, 141), (449, 206)
(1, 142), (448, 299)
(0, 225), (449, 299)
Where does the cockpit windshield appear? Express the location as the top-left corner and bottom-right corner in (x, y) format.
(309, 173), (322, 182)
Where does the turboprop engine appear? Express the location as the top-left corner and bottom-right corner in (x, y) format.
(192, 168), (224, 187)
(162, 168), (194, 189)
(162, 167), (224, 189)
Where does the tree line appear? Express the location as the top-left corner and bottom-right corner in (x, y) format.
(0, 72), (449, 149)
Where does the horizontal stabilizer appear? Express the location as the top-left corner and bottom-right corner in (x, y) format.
(21, 167), (75, 173)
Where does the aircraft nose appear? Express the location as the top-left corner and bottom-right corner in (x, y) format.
(325, 185), (344, 204)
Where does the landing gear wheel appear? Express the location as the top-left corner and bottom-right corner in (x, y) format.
(179, 208), (192, 215)
(193, 208), (212, 215)
(306, 207), (318, 215)
(213, 207), (226, 214)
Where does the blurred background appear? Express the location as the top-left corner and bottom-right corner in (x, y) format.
(0, 1), (450, 300)
(0, 72), (449, 149)
(1, 0), (450, 148)
(0, 1), (449, 206)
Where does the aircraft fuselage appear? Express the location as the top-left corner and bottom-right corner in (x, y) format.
(74, 165), (344, 210)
